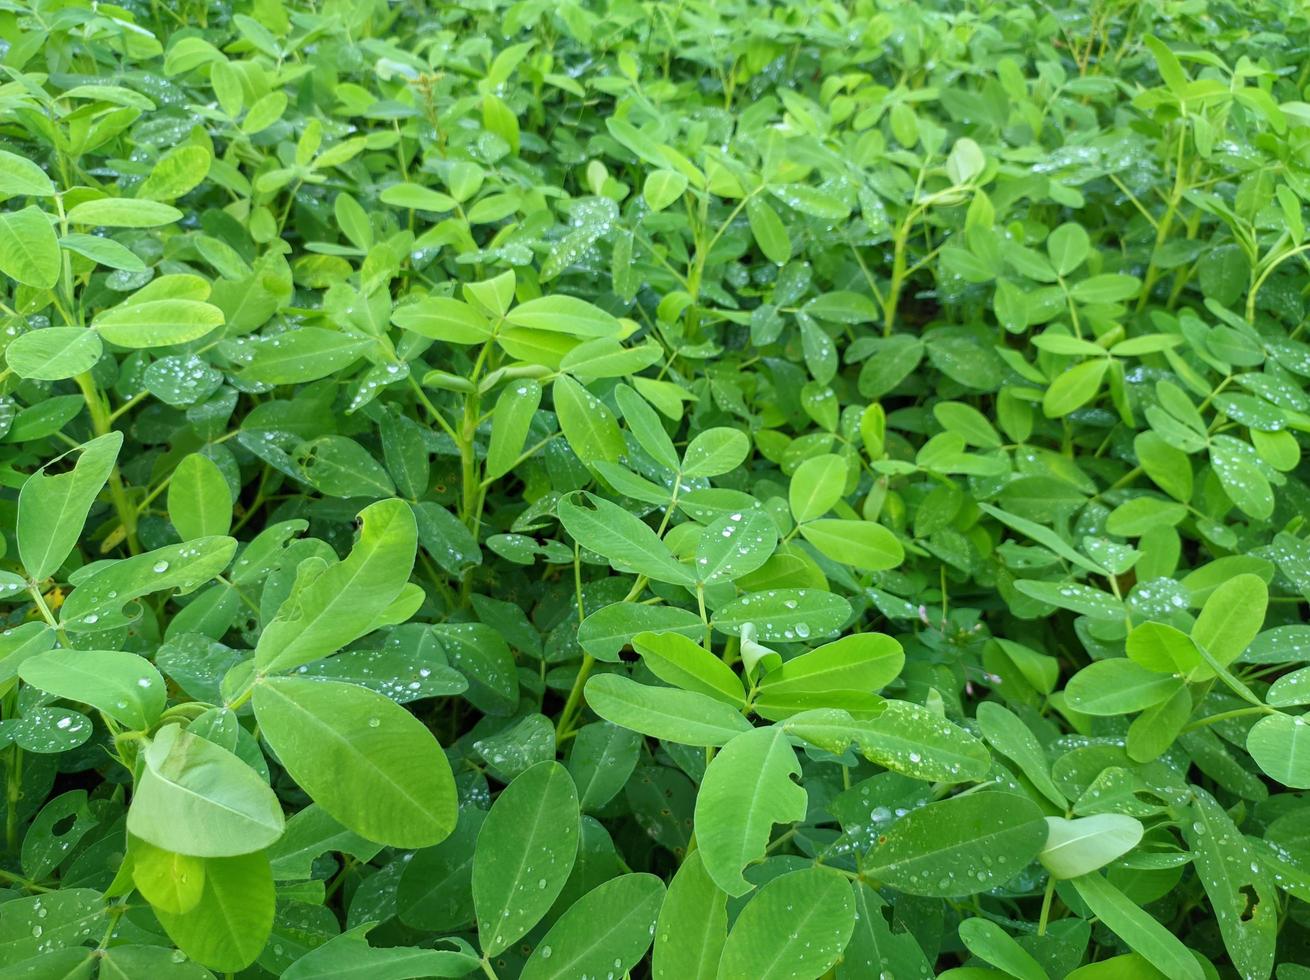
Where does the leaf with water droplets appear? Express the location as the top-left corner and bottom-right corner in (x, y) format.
(20, 650), (165, 730)
(472, 761), (579, 957)
(520, 873), (664, 980)
(253, 676), (457, 848)
(865, 791), (1047, 896)
(716, 868), (855, 979)
(693, 726), (807, 896)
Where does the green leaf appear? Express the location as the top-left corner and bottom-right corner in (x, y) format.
(520, 874), (664, 979)
(486, 379), (542, 479)
(138, 145), (212, 201)
(583, 674), (753, 746)
(557, 492), (694, 586)
(958, 918), (1050, 980)
(632, 630), (745, 705)
(1247, 713), (1310, 788)
(694, 726), (808, 896)
(695, 510), (777, 585)
(789, 453), (846, 522)
(505, 296), (621, 338)
(393, 296), (491, 344)
(93, 299), (225, 348)
(554, 375), (625, 465)
(281, 924), (481, 979)
(651, 850), (726, 980)
(977, 701), (1064, 807)
(17, 432), (122, 581)
(127, 724), (284, 857)
(800, 699), (990, 782)
(747, 196), (791, 264)
(643, 170), (688, 211)
(716, 868), (855, 979)
(1047, 223), (1090, 276)
(168, 454), (233, 540)
(1043, 359), (1109, 418)
(130, 837), (206, 915)
(615, 383), (680, 472)
(154, 851), (275, 973)
(252, 676), (457, 848)
(473, 761), (579, 956)
(865, 792), (1047, 896)
(798, 518), (903, 571)
(711, 588), (851, 643)
(235, 329), (372, 383)
(1040, 814), (1144, 878)
(379, 182), (457, 212)
(0, 206), (59, 288)
(60, 536), (236, 631)
(754, 633), (902, 719)
(1069, 874), (1202, 980)
(682, 428), (750, 478)
(66, 198), (183, 227)
(19, 650), (165, 730)
(255, 498), (417, 673)
(0, 150), (55, 197)
(1191, 572), (1267, 669)
(1065, 660), (1183, 715)
(6, 328), (103, 381)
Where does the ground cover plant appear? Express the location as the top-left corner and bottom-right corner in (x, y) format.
(4, 0), (1310, 976)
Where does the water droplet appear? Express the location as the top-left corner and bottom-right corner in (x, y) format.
(152, 560), (169, 573)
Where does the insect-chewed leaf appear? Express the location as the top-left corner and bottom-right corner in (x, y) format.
(693, 726), (807, 896)
(255, 498), (417, 673)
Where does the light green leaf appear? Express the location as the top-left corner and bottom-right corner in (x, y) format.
(693, 726), (807, 896)
(643, 170), (688, 211)
(486, 379), (542, 479)
(0, 206), (59, 288)
(93, 299), (225, 348)
(711, 588), (851, 643)
(6, 328), (102, 381)
(127, 724), (284, 858)
(20, 650), (165, 730)
(154, 851), (274, 973)
(651, 850), (725, 980)
(789, 453), (846, 522)
(554, 375), (625, 465)
(255, 498), (417, 673)
(17, 432), (122, 581)
(1040, 814), (1144, 878)
(584, 673), (754, 746)
(253, 676), (457, 848)
(798, 518), (903, 571)
(632, 630), (745, 705)
(681, 427), (750, 478)
(557, 492), (694, 586)
(169, 454), (233, 540)
(67, 198), (183, 227)
(1069, 874), (1202, 980)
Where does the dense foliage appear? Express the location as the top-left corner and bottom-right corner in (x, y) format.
(3, 0), (1310, 976)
